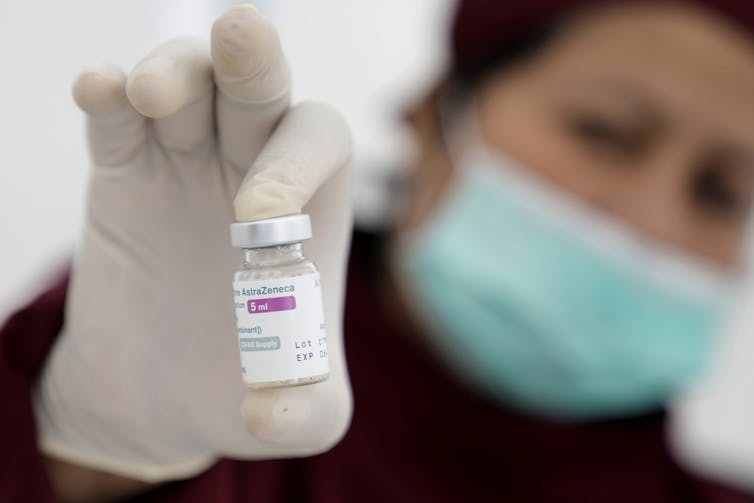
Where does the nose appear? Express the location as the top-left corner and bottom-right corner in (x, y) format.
(599, 148), (692, 250)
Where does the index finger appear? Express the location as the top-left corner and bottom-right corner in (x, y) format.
(212, 5), (291, 170)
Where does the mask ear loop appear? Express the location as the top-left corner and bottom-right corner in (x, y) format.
(434, 81), (482, 171)
(388, 85), (479, 282)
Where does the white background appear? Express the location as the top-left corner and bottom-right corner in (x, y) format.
(0, 0), (453, 320)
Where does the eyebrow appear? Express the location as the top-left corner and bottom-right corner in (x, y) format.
(561, 76), (668, 125)
(564, 76), (754, 164)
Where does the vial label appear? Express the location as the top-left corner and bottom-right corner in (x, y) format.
(233, 272), (328, 385)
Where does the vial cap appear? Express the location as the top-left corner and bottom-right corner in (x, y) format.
(230, 214), (312, 249)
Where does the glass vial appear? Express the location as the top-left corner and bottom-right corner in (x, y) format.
(230, 214), (329, 389)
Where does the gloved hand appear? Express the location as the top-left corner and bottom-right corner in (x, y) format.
(33, 5), (353, 483)
(670, 295), (754, 491)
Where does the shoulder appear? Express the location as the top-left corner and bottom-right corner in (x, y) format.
(0, 273), (69, 503)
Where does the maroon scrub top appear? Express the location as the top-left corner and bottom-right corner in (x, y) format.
(1, 232), (751, 502)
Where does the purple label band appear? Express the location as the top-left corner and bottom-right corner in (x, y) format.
(247, 296), (296, 314)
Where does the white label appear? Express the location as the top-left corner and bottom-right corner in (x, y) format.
(233, 272), (328, 384)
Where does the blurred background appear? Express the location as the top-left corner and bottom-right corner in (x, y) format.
(0, 0), (454, 321)
(2, 1), (754, 492)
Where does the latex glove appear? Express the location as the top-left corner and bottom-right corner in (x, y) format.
(669, 294), (754, 493)
(33, 5), (353, 483)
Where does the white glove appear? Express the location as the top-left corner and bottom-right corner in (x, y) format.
(33, 5), (353, 483)
(669, 294), (754, 492)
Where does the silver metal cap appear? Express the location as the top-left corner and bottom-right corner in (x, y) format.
(230, 214), (312, 248)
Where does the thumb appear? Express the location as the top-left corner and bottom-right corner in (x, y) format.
(233, 101), (352, 221)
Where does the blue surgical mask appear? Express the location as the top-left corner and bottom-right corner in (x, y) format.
(398, 140), (734, 420)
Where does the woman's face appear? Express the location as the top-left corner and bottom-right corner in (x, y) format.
(407, 3), (754, 266)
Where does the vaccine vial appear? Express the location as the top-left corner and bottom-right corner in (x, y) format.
(230, 214), (329, 388)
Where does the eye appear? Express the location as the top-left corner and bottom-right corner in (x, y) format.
(568, 115), (646, 157)
(692, 162), (750, 220)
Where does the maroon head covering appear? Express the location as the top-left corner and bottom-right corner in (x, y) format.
(451, 0), (754, 78)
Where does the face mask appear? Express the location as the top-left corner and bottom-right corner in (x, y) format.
(397, 140), (734, 420)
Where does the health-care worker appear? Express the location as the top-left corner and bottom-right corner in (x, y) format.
(2, 0), (754, 501)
